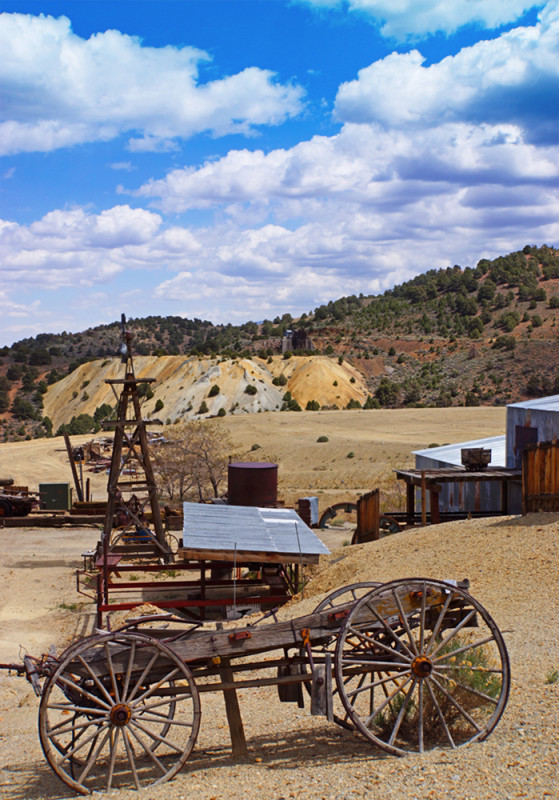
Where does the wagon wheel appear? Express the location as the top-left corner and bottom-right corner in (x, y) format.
(303, 582), (381, 729)
(39, 631), (201, 795)
(334, 578), (510, 755)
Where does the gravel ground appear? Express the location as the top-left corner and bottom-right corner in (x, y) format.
(0, 514), (557, 800)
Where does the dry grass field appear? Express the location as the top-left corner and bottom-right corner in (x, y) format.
(0, 406), (506, 511)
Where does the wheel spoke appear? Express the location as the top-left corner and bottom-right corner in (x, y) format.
(130, 718), (184, 754)
(130, 666), (180, 707)
(122, 639), (136, 699)
(122, 728), (140, 790)
(392, 589), (419, 657)
(136, 692), (194, 714)
(57, 722), (110, 763)
(364, 674), (413, 727)
(425, 679), (456, 749)
(104, 642), (121, 703)
(106, 727), (121, 792)
(428, 609), (477, 659)
(136, 712), (194, 729)
(425, 591), (454, 653)
(346, 670), (410, 699)
(56, 673), (112, 710)
(388, 677), (417, 746)
(127, 650), (160, 703)
(347, 625), (413, 662)
(76, 654), (114, 706)
(429, 675), (482, 733)
(46, 702), (107, 716)
(432, 634), (496, 663)
(126, 723), (167, 774)
(431, 670), (500, 706)
(77, 727), (112, 786)
(365, 601), (416, 660)
(419, 581), (427, 654)
(417, 679), (424, 754)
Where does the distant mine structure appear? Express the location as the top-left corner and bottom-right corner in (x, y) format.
(282, 327), (313, 353)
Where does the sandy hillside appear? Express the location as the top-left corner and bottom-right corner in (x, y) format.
(42, 355), (370, 431)
(0, 514), (557, 800)
(1, 407), (506, 510)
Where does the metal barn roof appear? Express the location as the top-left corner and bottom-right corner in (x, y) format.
(181, 502), (330, 564)
(506, 394), (559, 411)
(413, 435), (506, 468)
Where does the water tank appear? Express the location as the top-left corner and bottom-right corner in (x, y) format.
(228, 462), (278, 507)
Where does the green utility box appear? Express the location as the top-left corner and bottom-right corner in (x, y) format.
(39, 482), (72, 511)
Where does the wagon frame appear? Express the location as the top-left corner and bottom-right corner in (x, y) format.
(4, 577), (510, 795)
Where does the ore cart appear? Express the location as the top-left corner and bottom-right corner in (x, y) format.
(3, 578), (510, 795)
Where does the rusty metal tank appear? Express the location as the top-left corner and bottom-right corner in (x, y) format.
(228, 462), (278, 507)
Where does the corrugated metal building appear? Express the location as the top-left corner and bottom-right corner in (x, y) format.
(412, 394), (559, 515)
(413, 435), (509, 513)
(506, 394), (559, 468)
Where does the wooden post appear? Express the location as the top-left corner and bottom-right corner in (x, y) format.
(430, 489), (440, 525)
(63, 432), (84, 503)
(406, 482), (415, 526)
(214, 622), (248, 757)
(421, 471), (427, 526)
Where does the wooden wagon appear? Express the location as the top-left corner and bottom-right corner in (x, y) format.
(4, 577), (510, 795)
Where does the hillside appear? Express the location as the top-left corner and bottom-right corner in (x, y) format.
(1, 244), (558, 441)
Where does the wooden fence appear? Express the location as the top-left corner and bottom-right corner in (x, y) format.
(522, 440), (559, 513)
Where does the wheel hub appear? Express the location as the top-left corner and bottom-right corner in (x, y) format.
(411, 655), (433, 678)
(110, 703), (132, 727)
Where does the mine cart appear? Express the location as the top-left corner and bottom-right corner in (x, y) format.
(1, 577), (510, 795)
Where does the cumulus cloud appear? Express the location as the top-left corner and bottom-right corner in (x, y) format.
(299, 0), (543, 40)
(335, 6), (559, 143)
(0, 205), (201, 290)
(0, 13), (304, 155)
(133, 121), (558, 217)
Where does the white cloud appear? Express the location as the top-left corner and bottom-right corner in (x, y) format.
(335, 6), (559, 142)
(0, 205), (201, 290)
(0, 13), (304, 155)
(298, 0), (543, 40)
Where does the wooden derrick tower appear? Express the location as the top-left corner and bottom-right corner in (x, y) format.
(102, 314), (170, 560)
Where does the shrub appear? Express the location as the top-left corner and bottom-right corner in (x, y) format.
(197, 400), (209, 414)
(208, 384), (220, 397)
(245, 384), (257, 395)
(217, 407), (226, 417)
(251, 443), (261, 451)
(347, 451), (355, 458)
(154, 398), (164, 412)
(272, 373), (287, 386)
(317, 435), (329, 442)
(346, 398), (362, 409)
(549, 296), (559, 309)
(306, 400), (320, 410)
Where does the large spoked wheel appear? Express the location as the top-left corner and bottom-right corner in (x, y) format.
(334, 578), (510, 755)
(39, 632), (201, 794)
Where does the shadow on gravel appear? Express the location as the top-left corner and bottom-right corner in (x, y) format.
(1, 727), (389, 799)
(189, 725), (391, 772)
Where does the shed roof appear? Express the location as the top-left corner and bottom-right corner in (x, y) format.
(506, 394), (559, 412)
(413, 435), (506, 467)
(181, 502), (330, 564)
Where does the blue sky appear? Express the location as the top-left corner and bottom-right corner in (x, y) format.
(0, 0), (558, 346)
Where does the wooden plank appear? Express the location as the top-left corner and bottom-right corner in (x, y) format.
(178, 547), (320, 565)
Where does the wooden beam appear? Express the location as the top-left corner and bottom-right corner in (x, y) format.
(178, 547), (320, 565)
